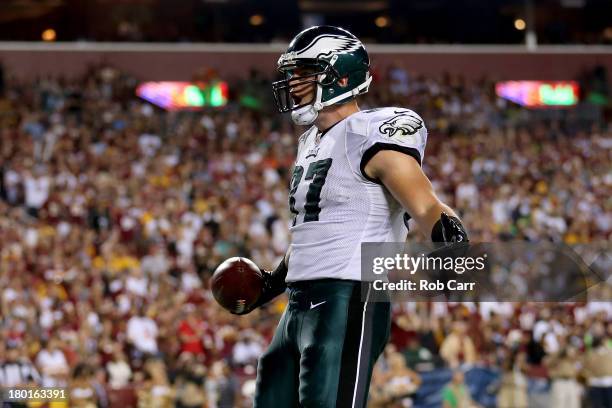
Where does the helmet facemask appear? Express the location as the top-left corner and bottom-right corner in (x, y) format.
(271, 59), (339, 114)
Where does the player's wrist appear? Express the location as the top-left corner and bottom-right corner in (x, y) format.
(256, 259), (288, 305)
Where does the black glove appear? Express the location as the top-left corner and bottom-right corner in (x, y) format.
(431, 212), (469, 243)
(231, 258), (288, 315)
(425, 213), (470, 299)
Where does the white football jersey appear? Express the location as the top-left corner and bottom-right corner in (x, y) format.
(286, 107), (428, 282)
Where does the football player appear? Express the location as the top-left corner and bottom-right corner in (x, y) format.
(237, 26), (468, 407)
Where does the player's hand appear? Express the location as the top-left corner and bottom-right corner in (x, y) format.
(440, 212), (469, 243)
(229, 269), (273, 315)
(428, 212), (470, 264)
(230, 263), (287, 315)
(425, 213), (471, 298)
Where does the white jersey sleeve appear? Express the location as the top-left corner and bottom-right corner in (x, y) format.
(348, 107), (428, 183)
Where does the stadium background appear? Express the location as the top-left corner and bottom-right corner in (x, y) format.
(0, 0), (611, 407)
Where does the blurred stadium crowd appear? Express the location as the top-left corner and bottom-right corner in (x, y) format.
(0, 64), (610, 408)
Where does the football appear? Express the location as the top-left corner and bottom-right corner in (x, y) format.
(211, 257), (264, 314)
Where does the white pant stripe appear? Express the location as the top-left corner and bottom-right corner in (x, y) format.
(351, 284), (371, 408)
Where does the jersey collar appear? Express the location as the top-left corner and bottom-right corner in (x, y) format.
(315, 109), (361, 140)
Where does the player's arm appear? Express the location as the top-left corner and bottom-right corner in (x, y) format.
(363, 150), (468, 242)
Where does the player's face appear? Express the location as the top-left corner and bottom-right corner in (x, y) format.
(288, 67), (316, 106)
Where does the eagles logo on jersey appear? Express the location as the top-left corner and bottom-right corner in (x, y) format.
(379, 110), (424, 138)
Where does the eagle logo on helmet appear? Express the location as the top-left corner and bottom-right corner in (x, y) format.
(287, 34), (362, 61)
(379, 111), (424, 138)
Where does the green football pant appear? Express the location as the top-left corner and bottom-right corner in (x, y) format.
(254, 279), (391, 408)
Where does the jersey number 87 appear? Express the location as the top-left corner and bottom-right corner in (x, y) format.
(289, 158), (333, 225)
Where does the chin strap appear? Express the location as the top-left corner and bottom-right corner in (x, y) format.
(320, 74), (372, 108)
(291, 104), (319, 125)
(291, 78), (324, 125)
(290, 74), (372, 126)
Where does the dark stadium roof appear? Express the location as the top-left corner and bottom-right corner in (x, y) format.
(0, 0), (610, 44)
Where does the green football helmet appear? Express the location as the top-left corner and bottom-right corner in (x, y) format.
(272, 25), (372, 125)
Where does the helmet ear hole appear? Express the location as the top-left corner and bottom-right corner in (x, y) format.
(319, 75), (335, 86)
(318, 65), (337, 86)
(337, 77), (349, 87)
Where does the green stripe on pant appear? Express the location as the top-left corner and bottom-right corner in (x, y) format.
(254, 279), (391, 408)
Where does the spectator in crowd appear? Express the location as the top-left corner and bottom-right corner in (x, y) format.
(173, 353), (207, 408)
(370, 346), (422, 407)
(441, 370), (480, 408)
(207, 360), (239, 408)
(177, 303), (207, 360)
(141, 242), (170, 278)
(90, 367), (110, 408)
(23, 166), (50, 218)
(126, 305), (160, 358)
(496, 353), (528, 408)
(232, 332), (263, 368)
(582, 333), (612, 408)
(403, 336), (437, 372)
(440, 321), (478, 369)
(69, 363), (98, 408)
(35, 338), (69, 387)
(546, 345), (582, 408)
(106, 344), (132, 389)
(137, 358), (175, 408)
(0, 343), (40, 389)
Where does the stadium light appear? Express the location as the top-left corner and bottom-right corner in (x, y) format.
(41, 28), (57, 42)
(375, 16), (390, 28)
(250, 14), (264, 26)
